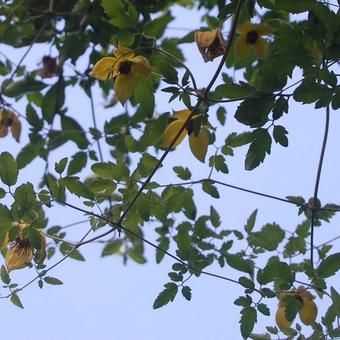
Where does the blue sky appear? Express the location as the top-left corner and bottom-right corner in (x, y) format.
(0, 4), (339, 340)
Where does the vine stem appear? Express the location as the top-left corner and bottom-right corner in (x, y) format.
(310, 105), (330, 268)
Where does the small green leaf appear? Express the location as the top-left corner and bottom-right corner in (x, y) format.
(60, 177), (94, 200)
(153, 283), (178, 309)
(10, 293), (24, 309)
(238, 276), (255, 290)
(173, 166), (192, 180)
(257, 303), (270, 316)
(240, 306), (257, 339)
(225, 254), (254, 275)
(0, 152), (18, 186)
(181, 286), (192, 301)
(210, 206), (221, 228)
(2, 77), (47, 97)
(244, 209), (257, 233)
(202, 181), (219, 199)
(44, 276), (63, 285)
(55, 157), (68, 174)
(317, 252), (340, 278)
(1, 265), (10, 284)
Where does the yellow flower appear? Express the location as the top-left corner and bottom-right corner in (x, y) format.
(4, 222), (46, 272)
(0, 109), (21, 142)
(297, 286), (318, 325)
(90, 46), (152, 105)
(195, 29), (227, 62)
(235, 23), (272, 59)
(163, 109), (209, 163)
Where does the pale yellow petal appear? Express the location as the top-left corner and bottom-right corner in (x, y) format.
(114, 73), (136, 105)
(5, 242), (34, 271)
(238, 23), (256, 34)
(256, 23), (273, 36)
(189, 127), (209, 162)
(173, 109), (191, 120)
(163, 119), (188, 148)
(131, 56), (152, 77)
(89, 57), (116, 80)
(253, 38), (269, 59)
(235, 36), (250, 58)
(113, 46), (135, 59)
(194, 30), (218, 48)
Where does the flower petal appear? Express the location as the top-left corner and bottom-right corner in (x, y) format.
(114, 73), (136, 105)
(235, 36), (250, 58)
(253, 38), (269, 59)
(256, 23), (273, 36)
(163, 119), (188, 148)
(90, 57), (116, 80)
(113, 46), (135, 59)
(194, 29), (218, 48)
(131, 56), (152, 77)
(5, 242), (34, 271)
(189, 127), (209, 162)
(238, 23), (256, 34)
(173, 109), (191, 120)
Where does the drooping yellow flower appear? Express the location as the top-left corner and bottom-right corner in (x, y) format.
(4, 222), (46, 272)
(0, 109), (22, 142)
(235, 23), (272, 59)
(195, 29), (227, 62)
(297, 286), (318, 325)
(90, 46), (152, 105)
(163, 109), (209, 163)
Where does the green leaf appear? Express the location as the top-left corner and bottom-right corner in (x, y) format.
(273, 125), (288, 147)
(91, 161), (129, 181)
(181, 286), (192, 301)
(216, 106), (226, 126)
(0, 152), (18, 186)
(135, 77), (155, 119)
(210, 206), (221, 228)
(144, 13), (174, 38)
(245, 129), (272, 170)
(293, 80), (332, 106)
(1, 77), (47, 97)
(257, 303), (270, 316)
(235, 96), (275, 128)
(244, 209), (257, 233)
(215, 80), (256, 99)
(240, 306), (257, 339)
(156, 237), (170, 264)
(1, 265), (10, 284)
(238, 276), (255, 290)
(317, 252), (340, 278)
(16, 143), (40, 169)
(60, 177), (94, 200)
(61, 116), (89, 149)
(42, 79), (65, 123)
(137, 153), (160, 178)
(10, 293), (24, 309)
(173, 166), (192, 180)
(202, 181), (220, 198)
(225, 132), (253, 148)
(153, 283), (178, 309)
(225, 254), (254, 275)
(275, 0), (316, 13)
(44, 276), (63, 285)
(67, 152), (87, 176)
(248, 223), (285, 251)
(128, 247), (147, 264)
(60, 243), (85, 261)
(102, 0), (138, 29)
(55, 157), (68, 174)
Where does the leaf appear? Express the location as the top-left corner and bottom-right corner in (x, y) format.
(60, 243), (85, 261)
(67, 152), (87, 176)
(234, 96), (275, 128)
(60, 177), (94, 200)
(225, 254), (254, 275)
(61, 116), (89, 149)
(257, 303), (270, 316)
(210, 206), (221, 228)
(202, 181), (220, 198)
(245, 129), (272, 170)
(1, 265), (10, 284)
(10, 293), (24, 309)
(238, 276), (255, 290)
(16, 143), (40, 169)
(55, 157), (68, 174)
(275, 0), (316, 13)
(92, 161), (129, 180)
(181, 286), (192, 301)
(144, 13), (174, 38)
(173, 166), (192, 180)
(248, 223), (285, 251)
(240, 306), (257, 339)
(42, 78), (65, 123)
(102, 0), (138, 29)
(273, 125), (288, 147)
(1, 77), (47, 97)
(317, 252), (340, 278)
(244, 209), (257, 233)
(153, 283), (178, 309)
(134, 77), (155, 119)
(44, 276), (63, 285)
(0, 152), (18, 186)
(293, 80), (332, 106)
(215, 80), (256, 99)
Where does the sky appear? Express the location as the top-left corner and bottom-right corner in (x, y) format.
(0, 4), (339, 340)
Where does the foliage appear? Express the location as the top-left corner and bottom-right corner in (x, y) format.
(0, 0), (340, 338)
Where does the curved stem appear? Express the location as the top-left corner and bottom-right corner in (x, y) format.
(310, 105), (330, 268)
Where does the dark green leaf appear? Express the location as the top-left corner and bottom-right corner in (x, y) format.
(60, 177), (94, 200)
(240, 306), (257, 339)
(181, 286), (192, 301)
(2, 77), (47, 97)
(202, 181), (219, 198)
(1, 265), (10, 284)
(10, 293), (24, 309)
(173, 166), (191, 180)
(153, 283), (178, 309)
(210, 206), (221, 228)
(225, 254), (254, 275)
(244, 209), (257, 233)
(0, 152), (18, 186)
(317, 252), (340, 278)
(44, 276), (63, 285)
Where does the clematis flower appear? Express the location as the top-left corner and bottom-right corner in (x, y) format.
(195, 29), (227, 62)
(90, 46), (152, 105)
(163, 109), (209, 163)
(235, 23), (272, 59)
(4, 222), (46, 272)
(0, 109), (21, 142)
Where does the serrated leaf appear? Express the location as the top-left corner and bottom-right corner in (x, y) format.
(225, 254), (254, 275)
(101, 240), (123, 257)
(181, 286), (192, 301)
(60, 177), (94, 200)
(210, 206), (221, 228)
(240, 306), (257, 339)
(1, 265), (10, 284)
(173, 166), (191, 180)
(257, 303), (270, 316)
(202, 181), (219, 198)
(245, 209), (257, 233)
(153, 283), (178, 309)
